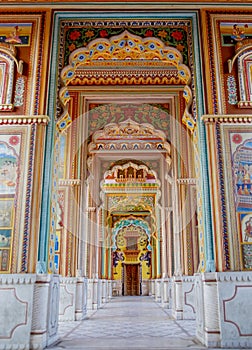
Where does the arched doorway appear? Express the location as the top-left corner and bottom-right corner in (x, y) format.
(55, 29), (199, 287)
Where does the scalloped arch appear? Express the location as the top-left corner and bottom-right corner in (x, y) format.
(58, 30), (195, 132)
(112, 217), (151, 251)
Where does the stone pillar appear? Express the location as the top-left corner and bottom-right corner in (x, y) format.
(107, 279), (112, 300)
(59, 277), (77, 321)
(195, 272), (252, 349)
(150, 279), (155, 297)
(155, 279), (161, 303)
(30, 274), (60, 349)
(168, 279), (172, 309)
(75, 277), (88, 320)
(182, 276), (195, 319)
(102, 279), (107, 304)
(162, 278), (169, 308)
(87, 279), (93, 311)
(195, 273), (220, 348)
(92, 279), (98, 310)
(97, 279), (102, 308)
(141, 279), (149, 296)
(0, 274), (36, 350)
(172, 276), (183, 319)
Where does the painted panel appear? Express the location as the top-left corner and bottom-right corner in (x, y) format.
(222, 126), (252, 269)
(0, 23), (32, 46)
(0, 12), (50, 115)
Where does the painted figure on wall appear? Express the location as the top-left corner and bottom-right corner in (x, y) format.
(232, 137), (252, 210)
(244, 217), (252, 241)
(231, 24), (248, 41)
(5, 25), (22, 44)
(0, 141), (18, 195)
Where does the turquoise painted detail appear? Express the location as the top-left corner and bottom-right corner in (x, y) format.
(38, 15), (61, 272)
(112, 219), (151, 251)
(191, 12), (215, 271)
(39, 9), (215, 275)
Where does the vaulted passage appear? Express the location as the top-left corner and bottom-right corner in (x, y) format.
(48, 296), (204, 350)
(2, 8), (252, 350)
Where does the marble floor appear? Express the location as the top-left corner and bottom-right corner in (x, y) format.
(47, 296), (221, 350)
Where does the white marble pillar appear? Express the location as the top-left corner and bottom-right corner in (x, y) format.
(182, 276), (195, 319)
(107, 279), (112, 300)
(30, 274), (60, 349)
(161, 278), (169, 308)
(75, 277), (88, 320)
(150, 279), (155, 297)
(59, 277), (77, 321)
(102, 279), (108, 304)
(172, 276), (183, 319)
(87, 278), (94, 311)
(195, 272), (252, 349)
(97, 279), (102, 308)
(0, 274), (36, 350)
(155, 279), (161, 303)
(92, 278), (98, 310)
(141, 279), (149, 296)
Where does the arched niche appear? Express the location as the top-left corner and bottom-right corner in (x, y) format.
(0, 43), (23, 111)
(228, 40), (252, 108)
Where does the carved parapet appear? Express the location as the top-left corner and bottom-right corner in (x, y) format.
(59, 179), (81, 187)
(177, 178), (197, 185)
(0, 115), (50, 125)
(202, 114), (252, 124)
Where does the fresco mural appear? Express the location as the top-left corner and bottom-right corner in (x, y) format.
(232, 135), (252, 212)
(0, 135), (20, 272)
(230, 131), (252, 269)
(0, 23), (32, 46)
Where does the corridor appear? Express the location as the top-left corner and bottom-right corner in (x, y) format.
(48, 296), (208, 350)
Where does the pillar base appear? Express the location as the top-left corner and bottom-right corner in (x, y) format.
(0, 274), (36, 350)
(30, 274), (60, 350)
(195, 272), (252, 348)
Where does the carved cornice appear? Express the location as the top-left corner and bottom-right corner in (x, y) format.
(202, 114), (252, 124)
(89, 118), (171, 155)
(59, 179), (81, 186)
(0, 115), (50, 125)
(202, 271), (252, 282)
(0, 274), (36, 284)
(177, 178), (197, 185)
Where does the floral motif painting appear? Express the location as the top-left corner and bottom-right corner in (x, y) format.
(88, 103), (171, 139)
(64, 25), (188, 66)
